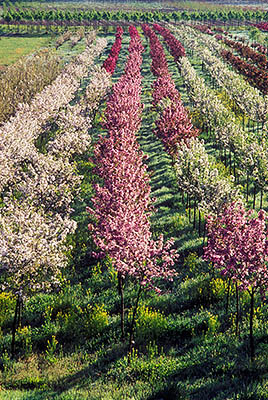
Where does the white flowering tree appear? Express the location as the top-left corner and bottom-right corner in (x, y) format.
(0, 36), (107, 193)
(172, 24), (268, 130)
(0, 200), (76, 356)
(0, 33), (109, 357)
(175, 138), (242, 216)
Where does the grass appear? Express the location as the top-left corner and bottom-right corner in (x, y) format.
(0, 36), (52, 66)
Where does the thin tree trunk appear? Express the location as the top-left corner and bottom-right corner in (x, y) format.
(246, 172), (249, 202)
(260, 189), (263, 209)
(18, 296), (22, 330)
(253, 184), (256, 209)
(249, 289), (255, 361)
(198, 210), (201, 237)
(193, 199), (196, 229)
(203, 220), (206, 246)
(189, 197), (191, 223)
(235, 282), (240, 337)
(118, 273), (125, 341)
(128, 285), (143, 357)
(11, 295), (20, 358)
(226, 277), (231, 314)
(233, 157), (236, 181)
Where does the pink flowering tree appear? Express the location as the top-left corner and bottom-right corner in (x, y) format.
(153, 100), (199, 157)
(102, 26), (123, 74)
(204, 201), (268, 359)
(87, 26), (179, 351)
(142, 24), (198, 157)
(153, 23), (186, 60)
(88, 131), (178, 349)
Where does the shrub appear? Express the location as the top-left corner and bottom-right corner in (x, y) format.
(131, 305), (168, 343)
(83, 304), (109, 338)
(0, 292), (15, 331)
(16, 326), (32, 358)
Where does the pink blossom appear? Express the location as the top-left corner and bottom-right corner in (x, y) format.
(88, 26), (179, 292)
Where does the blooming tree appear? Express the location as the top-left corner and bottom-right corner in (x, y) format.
(0, 200), (76, 356)
(175, 138), (241, 215)
(204, 201), (268, 359)
(102, 26), (123, 74)
(0, 33), (109, 356)
(87, 27), (179, 350)
(0, 36), (107, 192)
(142, 24), (197, 157)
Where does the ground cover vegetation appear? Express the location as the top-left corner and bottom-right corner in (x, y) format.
(0, 3), (268, 399)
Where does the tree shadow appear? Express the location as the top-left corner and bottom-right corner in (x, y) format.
(148, 339), (267, 400)
(21, 343), (127, 400)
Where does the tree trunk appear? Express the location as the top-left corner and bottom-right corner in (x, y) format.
(193, 199), (196, 229)
(118, 273), (125, 341)
(249, 289), (255, 361)
(203, 220), (206, 246)
(226, 276), (231, 314)
(260, 189), (263, 209)
(253, 184), (256, 209)
(11, 295), (20, 358)
(233, 157), (236, 181)
(189, 197), (191, 223)
(198, 210), (201, 237)
(246, 172), (249, 202)
(235, 282), (240, 337)
(128, 284), (142, 358)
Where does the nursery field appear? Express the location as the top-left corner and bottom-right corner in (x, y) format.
(0, 20), (268, 400)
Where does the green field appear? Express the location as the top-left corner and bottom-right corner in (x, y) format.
(0, 36), (52, 66)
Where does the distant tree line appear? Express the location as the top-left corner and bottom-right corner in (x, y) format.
(2, 3), (268, 24)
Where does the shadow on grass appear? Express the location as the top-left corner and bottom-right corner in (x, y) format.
(148, 338), (267, 400)
(18, 343), (127, 400)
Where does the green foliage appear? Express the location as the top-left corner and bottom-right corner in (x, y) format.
(209, 276), (232, 301)
(80, 303), (109, 338)
(16, 326), (32, 358)
(183, 251), (199, 275)
(130, 305), (168, 343)
(45, 335), (58, 364)
(146, 340), (163, 361)
(39, 285), (108, 343)
(0, 292), (15, 330)
(0, 44), (60, 124)
(178, 273), (214, 307)
(113, 348), (178, 386)
(204, 311), (220, 337)
(165, 309), (219, 342)
(24, 293), (55, 327)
